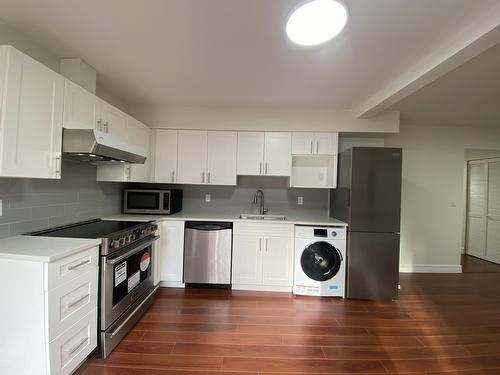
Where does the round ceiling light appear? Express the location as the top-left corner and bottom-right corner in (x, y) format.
(286, 0), (348, 46)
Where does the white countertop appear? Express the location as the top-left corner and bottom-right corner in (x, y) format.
(0, 236), (101, 263)
(103, 211), (348, 227)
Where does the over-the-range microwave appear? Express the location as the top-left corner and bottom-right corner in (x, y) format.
(123, 189), (183, 215)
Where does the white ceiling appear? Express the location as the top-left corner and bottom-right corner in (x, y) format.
(389, 41), (500, 127)
(0, 0), (499, 115)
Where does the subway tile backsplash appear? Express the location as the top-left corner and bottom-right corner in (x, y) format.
(0, 161), (123, 238)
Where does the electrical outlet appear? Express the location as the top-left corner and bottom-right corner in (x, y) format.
(205, 194), (211, 203)
(297, 196), (303, 205)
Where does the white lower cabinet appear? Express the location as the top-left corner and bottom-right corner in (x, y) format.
(0, 246), (99, 375)
(158, 220), (185, 287)
(232, 222), (294, 292)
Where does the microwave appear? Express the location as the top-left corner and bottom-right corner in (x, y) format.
(123, 189), (182, 215)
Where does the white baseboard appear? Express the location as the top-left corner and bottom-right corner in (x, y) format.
(399, 264), (463, 273)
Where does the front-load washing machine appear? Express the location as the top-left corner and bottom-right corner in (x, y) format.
(294, 225), (346, 297)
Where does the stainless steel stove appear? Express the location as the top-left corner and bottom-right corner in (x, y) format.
(31, 219), (159, 358)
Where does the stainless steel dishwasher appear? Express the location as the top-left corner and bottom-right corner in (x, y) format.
(183, 221), (233, 286)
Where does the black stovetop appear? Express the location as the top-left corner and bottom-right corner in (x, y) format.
(30, 219), (145, 239)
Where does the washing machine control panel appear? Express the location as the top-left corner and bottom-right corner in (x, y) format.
(295, 225), (346, 240)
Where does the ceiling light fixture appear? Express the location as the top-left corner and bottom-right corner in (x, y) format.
(286, 0), (348, 46)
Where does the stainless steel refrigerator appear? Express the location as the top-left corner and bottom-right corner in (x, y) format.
(330, 147), (402, 300)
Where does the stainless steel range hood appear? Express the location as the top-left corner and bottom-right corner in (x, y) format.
(63, 129), (147, 164)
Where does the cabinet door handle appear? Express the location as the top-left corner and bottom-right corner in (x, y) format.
(103, 122), (109, 133)
(96, 119), (102, 131)
(171, 171), (175, 182)
(259, 238), (262, 252)
(126, 165), (131, 179)
(68, 259), (91, 270)
(310, 141), (313, 154)
(67, 337), (88, 355)
(55, 155), (61, 177)
(259, 162), (262, 175)
(68, 293), (90, 309)
(316, 141), (319, 154)
(265, 163), (268, 175)
(202, 171), (205, 183)
(207, 172), (211, 184)
(265, 238), (268, 253)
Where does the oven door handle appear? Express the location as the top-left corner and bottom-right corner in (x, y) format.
(106, 236), (159, 265)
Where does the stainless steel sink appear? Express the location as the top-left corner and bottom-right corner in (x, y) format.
(239, 214), (287, 221)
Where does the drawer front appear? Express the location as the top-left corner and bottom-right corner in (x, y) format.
(234, 222), (294, 238)
(47, 246), (98, 291)
(49, 309), (97, 375)
(48, 269), (98, 341)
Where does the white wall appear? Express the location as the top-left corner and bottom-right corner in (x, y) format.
(129, 105), (400, 133)
(385, 124), (500, 273)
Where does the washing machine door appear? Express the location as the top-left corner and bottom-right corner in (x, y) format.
(301, 241), (342, 282)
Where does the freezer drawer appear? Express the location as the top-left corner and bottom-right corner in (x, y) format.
(184, 222), (233, 285)
(347, 231), (400, 300)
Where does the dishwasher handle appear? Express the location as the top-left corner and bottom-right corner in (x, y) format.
(185, 221), (232, 231)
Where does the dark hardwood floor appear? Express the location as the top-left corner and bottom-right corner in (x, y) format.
(462, 254), (500, 273)
(79, 272), (500, 374)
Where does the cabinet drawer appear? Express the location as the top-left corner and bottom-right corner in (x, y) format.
(46, 246), (98, 291)
(47, 269), (98, 341)
(234, 222), (294, 238)
(49, 309), (97, 375)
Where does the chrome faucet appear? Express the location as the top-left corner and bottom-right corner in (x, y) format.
(253, 189), (268, 215)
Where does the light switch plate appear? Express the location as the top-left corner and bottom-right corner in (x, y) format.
(297, 196), (303, 205)
(205, 194), (211, 203)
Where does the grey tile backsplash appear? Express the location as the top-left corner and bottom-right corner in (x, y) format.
(0, 161), (123, 238)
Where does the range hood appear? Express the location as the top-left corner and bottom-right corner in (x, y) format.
(63, 129), (147, 164)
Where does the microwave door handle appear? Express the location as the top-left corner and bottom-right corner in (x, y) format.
(107, 236), (159, 265)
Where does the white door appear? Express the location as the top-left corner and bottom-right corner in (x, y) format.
(177, 130), (208, 184)
(264, 132), (291, 176)
(159, 221), (185, 284)
(232, 235), (262, 285)
(63, 79), (100, 131)
(315, 132), (338, 155)
(237, 132), (264, 175)
(153, 129), (178, 183)
(207, 131), (237, 185)
(486, 161), (500, 263)
(0, 46), (63, 179)
(99, 101), (128, 137)
(466, 162), (487, 259)
(292, 133), (314, 155)
(261, 237), (294, 287)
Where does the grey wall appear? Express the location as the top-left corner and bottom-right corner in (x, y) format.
(133, 176), (329, 216)
(0, 161), (123, 238)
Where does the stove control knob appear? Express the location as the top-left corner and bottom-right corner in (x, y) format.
(110, 239), (120, 248)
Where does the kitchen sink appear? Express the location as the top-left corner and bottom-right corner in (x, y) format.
(239, 214), (287, 221)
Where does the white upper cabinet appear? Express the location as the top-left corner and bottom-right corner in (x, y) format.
(292, 132), (338, 155)
(99, 100), (129, 136)
(237, 132), (265, 176)
(63, 79), (100, 131)
(264, 132), (291, 176)
(0, 46), (64, 179)
(177, 130), (208, 184)
(237, 132), (291, 176)
(177, 130), (237, 185)
(207, 131), (237, 185)
(153, 129), (178, 183)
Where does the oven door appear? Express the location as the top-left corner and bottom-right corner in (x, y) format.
(101, 235), (158, 330)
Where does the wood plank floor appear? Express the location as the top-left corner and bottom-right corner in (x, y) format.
(78, 272), (500, 374)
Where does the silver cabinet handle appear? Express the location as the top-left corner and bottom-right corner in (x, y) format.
(125, 165), (131, 179)
(265, 238), (268, 253)
(310, 141), (313, 154)
(55, 155), (61, 177)
(68, 259), (91, 270)
(202, 171), (205, 183)
(171, 171), (175, 182)
(265, 163), (268, 175)
(259, 162), (262, 175)
(103, 122), (109, 133)
(68, 293), (90, 308)
(96, 119), (102, 131)
(67, 337), (88, 355)
(316, 141), (319, 153)
(207, 172), (211, 184)
(259, 238), (262, 252)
